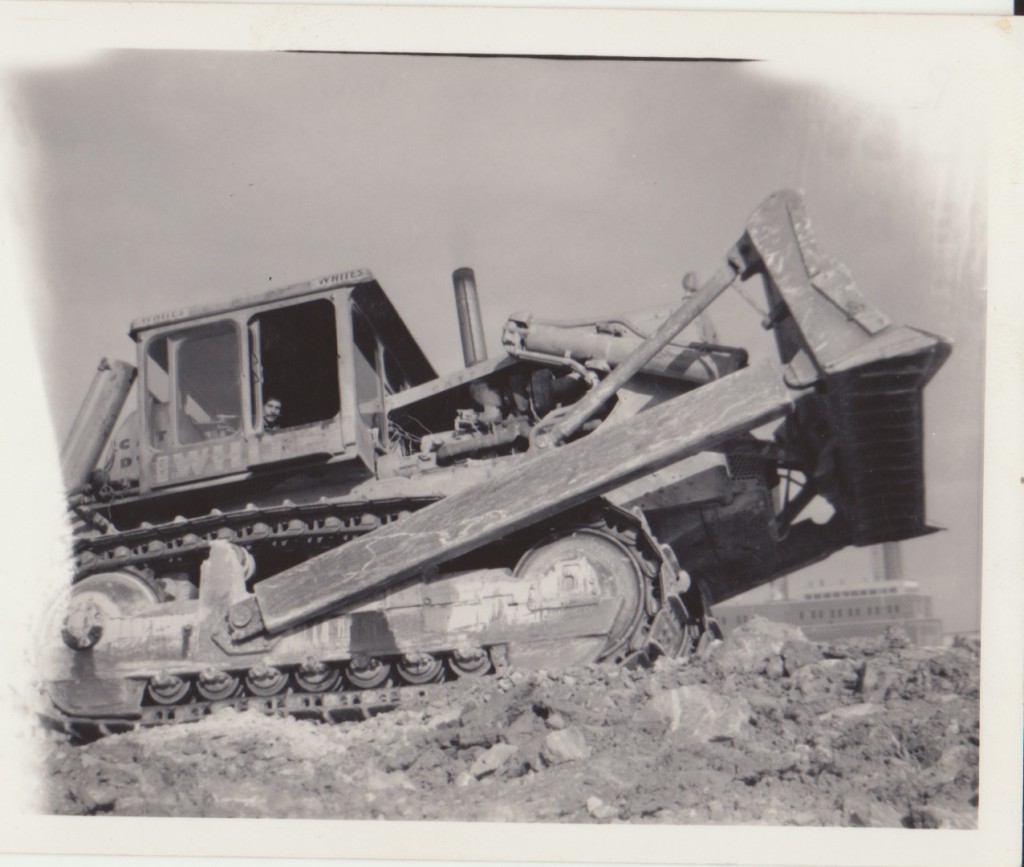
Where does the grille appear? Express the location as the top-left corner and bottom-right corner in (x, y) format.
(726, 453), (777, 487)
(825, 347), (945, 546)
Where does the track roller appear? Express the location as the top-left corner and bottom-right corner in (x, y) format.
(448, 647), (492, 677)
(245, 664), (288, 697)
(196, 669), (241, 701)
(346, 656), (391, 689)
(396, 653), (444, 685)
(294, 659), (342, 693)
(147, 673), (191, 705)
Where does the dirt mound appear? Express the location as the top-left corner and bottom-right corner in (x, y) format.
(42, 618), (979, 826)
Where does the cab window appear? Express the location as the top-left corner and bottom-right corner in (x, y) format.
(383, 348), (409, 395)
(249, 299), (340, 431)
(352, 307), (381, 429)
(145, 337), (171, 448)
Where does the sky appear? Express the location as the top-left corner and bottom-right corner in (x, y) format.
(8, 48), (987, 633)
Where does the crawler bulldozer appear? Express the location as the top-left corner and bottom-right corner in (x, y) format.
(41, 191), (950, 738)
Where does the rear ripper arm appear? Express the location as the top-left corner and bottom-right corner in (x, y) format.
(225, 190), (950, 644)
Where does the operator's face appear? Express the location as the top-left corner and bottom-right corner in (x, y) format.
(263, 399), (282, 425)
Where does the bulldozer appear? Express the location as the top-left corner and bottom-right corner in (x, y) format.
(40, 191), (950, 738)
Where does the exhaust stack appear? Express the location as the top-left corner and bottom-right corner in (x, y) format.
(452, 267), (487, 366)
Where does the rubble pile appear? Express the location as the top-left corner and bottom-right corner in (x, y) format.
(42, 619), (979, 826)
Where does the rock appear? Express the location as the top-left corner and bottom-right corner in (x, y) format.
(507, 709), (543, 738)
(844, 795), (903, 827)
(514, 734), (548, 774)
(545, 711), (567, 731)
(453, 771), (475, 788)
(363, 767), (416, 792)
(747, 693), (782, 716)
(698, 637), (724, 659)
(408, 747), (447, 774)
(78, 752), (102, 769)
(781, 639), (823, 675)
(542, 726), (591, 764)
(792, 659), (859, 700)
(906, 805), (976, 830)
(778, 746), (813, 774)
(714, 617), (808, 674)
(764, 655), (786, 679)
(478, 802), (524, 822)
(470, 743), (518, 779)
(637, 684), (751, 742)
(952, 635), (980, 655)
(855, 660), (893, 699)
(586, 796), (620, 821)
(73, 782), (117, 813)
(901, 648), (936, 663)
(111, 795), (147, 814)
(454, 726), (493, 749)
(708, 799), (725, 821)
(789, 811), (824, 826)
(930, 808), (977, 830)
(385, 745), (421, 771)
(427, 706), (463, 729)
(929, 744), (977, 785)
(821, 703), (884, 723)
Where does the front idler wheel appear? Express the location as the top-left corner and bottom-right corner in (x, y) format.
(58, 571), (160, 651)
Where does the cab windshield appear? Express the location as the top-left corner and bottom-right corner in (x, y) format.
(146, 321), (242, 448)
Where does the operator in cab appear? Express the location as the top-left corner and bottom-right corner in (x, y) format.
(263, 397), (283, 431)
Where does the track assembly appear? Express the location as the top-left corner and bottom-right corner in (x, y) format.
(44, 507), (704, 742)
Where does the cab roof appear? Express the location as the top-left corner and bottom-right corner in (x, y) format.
(129, 268), (437, 385)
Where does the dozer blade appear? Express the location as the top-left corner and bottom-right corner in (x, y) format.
(742, 190), (952, 546)
(230, 361), (795, 640)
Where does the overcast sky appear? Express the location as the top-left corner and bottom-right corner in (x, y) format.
(9, 49), (986, 632)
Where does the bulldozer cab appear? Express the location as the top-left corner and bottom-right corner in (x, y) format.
(129, 270), (435, 494)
